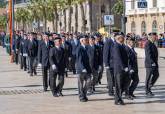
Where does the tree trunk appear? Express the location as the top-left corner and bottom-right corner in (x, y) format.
(88, 0), (93, 33)
(22, 21), (25, 31)
(44, 18), (47, 32)
(68, 7), (72, 33)
(64, 10), (66, 32)
(52, 18), (55, 32)
(80, 3), (86, 33)
(54, 9), (58, 33)
(75, 4), (78, 33)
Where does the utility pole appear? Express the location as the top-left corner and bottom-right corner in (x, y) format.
(9, 0), (14, 63)
(122, 0), (126, 33)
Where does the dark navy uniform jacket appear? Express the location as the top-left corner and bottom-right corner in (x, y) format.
(70, 38), (80, 57)
(87, 44), (102, 70)
(144, 40), (158, 68)
(76, 45), (92, 74)
(49, 46), (66, 73)
(125, 46), (138, 72)
(103, 38), (115, 69)
(27, 39), (38, 57)
(38, 40), (54, 67)
(20, 38), (29, 55)
(113, 42), (128, 74)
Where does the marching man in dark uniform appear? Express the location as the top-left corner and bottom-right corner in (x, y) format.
(49, 37), (66, 97)
(103, 33), (116, 96)
(70, 33), (79, 74)
(38, 33), (54, 92)
(87, 36), (102, 93)
(76, 35), (92, 102)
(113, 32), (129, 105)
(94, 33), (104, 84)
(27, 32), (38, 76)
(125, 36), (139, 99)
(145, 32), (159, 96)
(19, 34), (29, 71)
(61, 35), (72, 77)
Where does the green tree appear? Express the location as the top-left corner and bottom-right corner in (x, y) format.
(15, 8), (30, 30)
(47, 0), (66, 32)
(0, 15), (7, 29)
(0, 0), (7, 8)
(111, 0), (124, 15)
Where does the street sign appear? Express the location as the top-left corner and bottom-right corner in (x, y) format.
(104, 15), (114, 26)
(138, 0), (147, 8)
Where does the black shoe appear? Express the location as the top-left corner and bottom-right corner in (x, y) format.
(24, 69), (27, 71)
(108, 92), (114, 96)
(53, 93), (59, 97)
(99, 81), (101, 85)
(73, 72), (76, 74)
(115, 100), (125, 105)
(93, 88), (95, 92)
(30, 74), (33, 76)
(125, 95), (134, 100)
(27, 71), (30, 74)
(80, 98), (87, 102)
(84, 97), (88, 101)
(146, 92), (155, 97)
(130, 94), (136, 98)
(58, 92), (64, 97)
(34, 72), (37, 75)
(43, 88), (47, 92)
(88, 88), (94, 94)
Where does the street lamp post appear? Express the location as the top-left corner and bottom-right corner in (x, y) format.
(122, 0), (126, 33)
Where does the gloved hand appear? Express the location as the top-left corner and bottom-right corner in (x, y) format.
(82, 69), (87, 73)
(130, 69), (134, 74)
(124, 67), (129, 72)
(69, 57), (72, 61)
(98, 66), (102, 71)
(52, 64), (56, 70)
(152, 63), (156, 67)
(38, 63), (42, 67)
(105, 66), (110, 70)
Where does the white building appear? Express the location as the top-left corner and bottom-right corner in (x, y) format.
(126, 0), (165, 35)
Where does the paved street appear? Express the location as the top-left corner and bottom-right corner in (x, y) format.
(0, 46), (165, 114)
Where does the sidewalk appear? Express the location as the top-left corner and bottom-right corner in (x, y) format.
(0, 47), (165, 114)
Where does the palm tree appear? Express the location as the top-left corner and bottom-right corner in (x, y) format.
(15, 8), (30, 31)
(111, 0), (124, 15)
(0, 15), (7, 29)
(74, 4), (78, 33)
(28, 0), (43, 32)
(28, 0), (48, 32)
(74, 0), (96, 33)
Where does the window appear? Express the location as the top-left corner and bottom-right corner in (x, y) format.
(131, 0), (135, 9)
(153, 0), (157, 7)
(141, 21), (146, 33)
(131, 21), (136, 33)
(152, 20), (157, 32)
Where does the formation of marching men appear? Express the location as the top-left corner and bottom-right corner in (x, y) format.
(10, 30), (159, 105)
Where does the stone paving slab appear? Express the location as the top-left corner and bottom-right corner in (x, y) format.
(0, 47), (165, 114)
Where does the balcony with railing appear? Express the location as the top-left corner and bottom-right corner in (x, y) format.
(136, 8), (148, 15)
(126, 9), (137, 16)
(148, 7), (159, 14)
(159, 7), (165, 13)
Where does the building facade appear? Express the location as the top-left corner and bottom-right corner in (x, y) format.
(126, 0), (165, 35)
